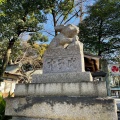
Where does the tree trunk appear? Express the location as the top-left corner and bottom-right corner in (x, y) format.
(52, 9), (57, 36)
(0, 38), (15, 81)
(98, 20), (103, 57)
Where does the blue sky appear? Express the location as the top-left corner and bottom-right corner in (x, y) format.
(20, 0), (95, 44)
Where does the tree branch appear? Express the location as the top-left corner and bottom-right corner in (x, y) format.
(64, 9), (80, 24)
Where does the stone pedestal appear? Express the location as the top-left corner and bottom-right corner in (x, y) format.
(5, 24), (118, 120)
(6, 97), (117, 120)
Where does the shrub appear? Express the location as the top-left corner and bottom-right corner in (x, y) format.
(0, 93), (6, 120)
(0, 93), (12, 120)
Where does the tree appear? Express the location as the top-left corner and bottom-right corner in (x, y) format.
(78, 0), (120, 58)
(13, 41), (48, 83)
(110, 48), (120, 64)
(0, 0), (48, 80)
(42, 0), (76, 35)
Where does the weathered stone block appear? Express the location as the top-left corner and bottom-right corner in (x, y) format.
(32, 72), (93, 83)
(14, 82), (107, 97)
(62, 83), (80, 96)
(5, 96), (118, 120)
(80, 82), (97, 96)
(97, 81), (108, 97)
(43, 53), (85, 73)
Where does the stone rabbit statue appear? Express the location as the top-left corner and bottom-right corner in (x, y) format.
(49, 24), (80, 48)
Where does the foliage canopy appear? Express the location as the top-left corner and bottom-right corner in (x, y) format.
(79, 0), (120, 59)
(0, 0), (48, 79)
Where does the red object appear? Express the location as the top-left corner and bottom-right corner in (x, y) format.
(111, 66), (119, 72)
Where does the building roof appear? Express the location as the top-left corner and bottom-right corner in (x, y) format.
(92, 71), (107, 77)
(5, 64), (20, 73)
(84, 53), (101, 60)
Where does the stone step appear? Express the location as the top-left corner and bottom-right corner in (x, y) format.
(14, 81), (107, 97)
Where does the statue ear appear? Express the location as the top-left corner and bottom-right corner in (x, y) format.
(55, 25), (65, 32)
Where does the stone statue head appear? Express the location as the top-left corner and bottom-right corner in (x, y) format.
(55, 24), (79, 38)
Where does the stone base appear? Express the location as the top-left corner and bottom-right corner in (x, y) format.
(14, 81), (107, 97)
(5, 96), (118, 120)
(32, 72), (93, 83)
